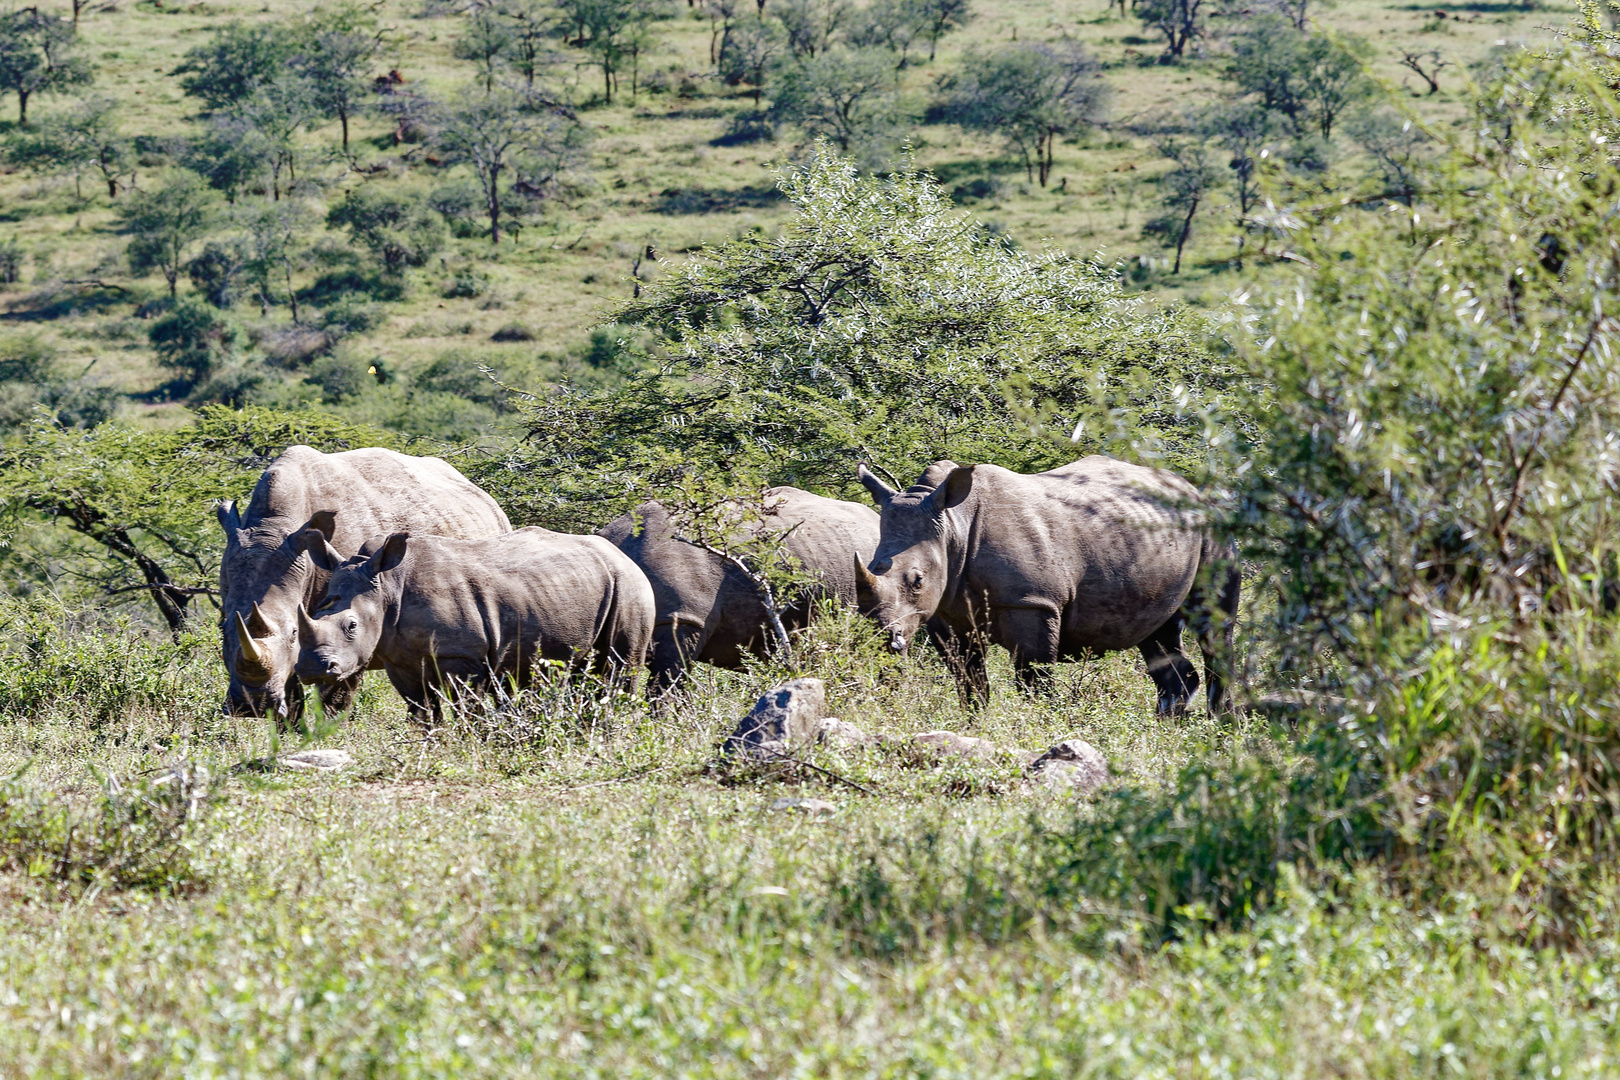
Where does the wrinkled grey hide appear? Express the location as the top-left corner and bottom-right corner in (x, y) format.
(598, 487), (880, 697)
(856, 456), (1240, 714)
(295, 527), (655, 725)
(216, 445), (511, 725)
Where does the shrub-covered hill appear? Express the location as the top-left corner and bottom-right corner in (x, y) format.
(0, 0), (1563, 442)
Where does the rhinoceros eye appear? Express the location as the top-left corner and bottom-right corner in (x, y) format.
(343, 618), (358, 638)
(906, 569), (924, 589)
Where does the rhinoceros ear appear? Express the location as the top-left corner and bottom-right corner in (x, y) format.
(304, 509), (338, 543)
(929, 466), (975, 512)
(364, 532), (410, 578)
(301, 529), (344, 573)
(857, 463), (896, 508)
(215, 500), (241, 536)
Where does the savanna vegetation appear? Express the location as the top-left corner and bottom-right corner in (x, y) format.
(5, 0), (1620, 1069)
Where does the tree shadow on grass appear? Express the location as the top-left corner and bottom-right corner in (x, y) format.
(1, 283), (135, 323)
(650, 186), (783, 215)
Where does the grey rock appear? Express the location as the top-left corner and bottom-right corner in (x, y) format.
(724, 677), (827, 757)
(1024, 738), (1107, 794)
(769, 797), (837, 814)
(909, 730), (1006, 761)
(816, 717), (874, 750)
(278, 748), (354, 771)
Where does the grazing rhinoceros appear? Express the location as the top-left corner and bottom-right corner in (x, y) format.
(598, 488), (880, 697)
(855, 456), (1239, 714)
(294, 527), (655, 725)
(216, 446), (511, 725)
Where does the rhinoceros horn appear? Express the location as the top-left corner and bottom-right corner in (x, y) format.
(854, 554), (878, 592)
(295, 603), (317, 645)
(234, 611), (267, 669)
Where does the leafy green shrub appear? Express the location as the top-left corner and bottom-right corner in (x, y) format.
(302, 269), (407, 305)
(0, 764), (215, 895)
(442, 272), (488, 299)
(147, 297), (243, 390)
(386, 389), (498, 441)
(0, 238), (22, 285)
(414, 349), (508, 410)
(489, 321), (534, 342)
(325, 186), (443, 275)
(428, 182), (484, 238)
(320, 297), (386, 336)
(1102, 11), (1620, 936)
(187, 240), (249, 309)
(0, 598), (219, 724)
(304, 354), (371, 404)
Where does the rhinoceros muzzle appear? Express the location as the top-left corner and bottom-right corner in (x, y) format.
(888, 629), (908, 653)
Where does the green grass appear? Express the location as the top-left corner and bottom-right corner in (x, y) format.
(0, 0), (1569, 431)
(2, 610), (1620, 1074)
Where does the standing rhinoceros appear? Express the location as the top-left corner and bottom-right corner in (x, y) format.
(294, 527), (655, 725)
(217, 446), (511, 725)
(855, 456), (1239, 714)
(598, 488), (880, 696)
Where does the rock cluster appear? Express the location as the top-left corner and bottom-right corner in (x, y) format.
(723, 678), (1110, 795)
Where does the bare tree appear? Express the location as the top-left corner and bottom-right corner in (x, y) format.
(1399, 49), (1448, 95)
(433, 88), (586, 244)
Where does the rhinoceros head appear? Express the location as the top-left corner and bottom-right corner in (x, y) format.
(854, 461), (975, 653)
(295, 530), (409, 684)
(217, 503), (339, 723)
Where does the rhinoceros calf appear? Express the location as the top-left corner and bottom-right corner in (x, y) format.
(218, 445), (511, 725)
(856, 456), (1240, 714)
(598, 488), (880, 696)
(295, 527), (655, 724)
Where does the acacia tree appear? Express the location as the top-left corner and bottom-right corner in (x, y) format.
(935, 41), (1109, 186)
(1193, 101), (1275, 267)
(718, 16), (785, 104)
(118, 174), (218, 299)
(497, 0), (562, 87)
(293, 6), (384, 151)
(1228, 17), (1372, 139)
(770, 46), (904, 154)
(454, 8), (514, 94)
(557, 0), (672, 103)
(1136, 0), (1205, 60)
(3, 95), (131, 200)
(172, 21), (294, 112)
(497, 150), (1221, 530)
(776, 0), (849, 57)
(1143, 133), (1221, 273)
(432, 89), (586, 244)
(0, 8), (93, 125)
(916, 0), (970, 61)
(241, 199), (315, 321)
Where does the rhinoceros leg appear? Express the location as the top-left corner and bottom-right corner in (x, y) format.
(647, 620), (706, 703)
(1138, 616), (1200, 716)
(1180, 552), (1241, 717)
(928, 619), (990, 710)
(386, 664), (439, 728)
(995, 606), (1061, 697)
